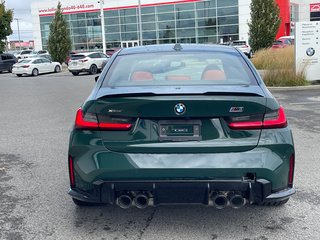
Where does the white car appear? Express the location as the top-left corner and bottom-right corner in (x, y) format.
(231, 41), (253, 58)
(15, 50), (38, 60)
(68, 52), (109, 76)
(12, 57), (62, 77)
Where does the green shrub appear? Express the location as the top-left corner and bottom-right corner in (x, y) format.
(251, 46), (308, 86)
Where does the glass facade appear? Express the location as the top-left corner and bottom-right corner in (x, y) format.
(39, 0), (239, 51)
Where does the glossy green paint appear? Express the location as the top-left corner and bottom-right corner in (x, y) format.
(68, 45), (295, 203)
(69, 127), (294, 192)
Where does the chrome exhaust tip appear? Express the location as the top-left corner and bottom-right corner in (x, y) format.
(117, 195), (132, 209)
(228, 193), (246, 209)
(134, 194), (149, 209)
(212, 193), (228, 209)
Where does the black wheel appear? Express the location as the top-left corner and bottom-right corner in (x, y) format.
(72, 72), (79, 76)
(72, 198), (103, 206)
(32, 68), (39, 76)
(16, 74), (22, 77)
(8, 66), (13, 73)
(89, 64), (98, 75)
(248, 51), (253, 59)
(54, 65), (61, 73)
(259, 198), (289, 206)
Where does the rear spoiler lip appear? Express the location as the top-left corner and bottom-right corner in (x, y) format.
(95, 85), (265, 99)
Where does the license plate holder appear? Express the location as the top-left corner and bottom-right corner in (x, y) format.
(159, 120), (201, 141)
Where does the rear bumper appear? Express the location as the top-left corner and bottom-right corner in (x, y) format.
(68, 68), (90, 73)
(68, 179), (295, 205)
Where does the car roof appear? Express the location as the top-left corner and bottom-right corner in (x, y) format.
(118, 44), (238, 56)
(20, 57), (49, 61)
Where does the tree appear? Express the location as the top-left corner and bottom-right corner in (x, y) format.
(0, 2), (13, 52)
(248, 0), (280, 52)
(47, 2), (71, 64)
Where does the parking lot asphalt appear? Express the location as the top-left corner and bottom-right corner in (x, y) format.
(0, 71), (320, 240)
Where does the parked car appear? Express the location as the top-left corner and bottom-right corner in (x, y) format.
(12, 57), (61, 77)
(279, 36), (295, 45)
(15, 50), (38, 60)
(231, 40), (253, 58)
(68, 44), (295, 208)
(68, 52), (109, 75)
(272, 39), (292, 49)
(0, 53), (17, 73)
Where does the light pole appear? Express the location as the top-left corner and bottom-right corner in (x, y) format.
(138, 0), (143, 46)
(14, 18), (22, 50)
(99, 0), (106, 54)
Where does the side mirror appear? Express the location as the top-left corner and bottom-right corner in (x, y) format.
(95, 75), (99, 82)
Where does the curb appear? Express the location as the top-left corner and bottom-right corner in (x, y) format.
(267, 84), (320, 90)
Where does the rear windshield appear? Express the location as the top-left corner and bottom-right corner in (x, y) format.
(19, 60), (31, 63)
(71, 54), (86, 60)
(102, 52), (256, 87)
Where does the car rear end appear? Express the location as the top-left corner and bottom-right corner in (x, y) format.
(232, 41), (252, 58)
(12, 59), (33, 75)
(68, 44), (295, 208)
(68, 54), (91, 74)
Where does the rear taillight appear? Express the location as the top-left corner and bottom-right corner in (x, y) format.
(75, 108), (132, 130)
(69, 156), (75, 188)
(80, 59), (88, 63)
(288, 154), (295, 187)
(22, 65), (30, 68)
(229, 106), (287, 130)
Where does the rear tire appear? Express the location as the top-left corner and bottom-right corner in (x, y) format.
(8, 66), (13, 73)
(72, 72), (79, 76)
(16, 74), (22, 77)
(89, 64), (98, 75)
(248, 51), (253, 59)
(260, 198), (289, 206)
(72, 198), (103, 206)
(54, 65), (61, 73)
(32, 68), (39, 76)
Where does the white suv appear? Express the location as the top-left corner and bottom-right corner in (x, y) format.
(231, 41), (253, 58)
(68, 52), (110, 76)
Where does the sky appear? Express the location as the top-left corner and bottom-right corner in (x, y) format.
(5, 0), (34, 41)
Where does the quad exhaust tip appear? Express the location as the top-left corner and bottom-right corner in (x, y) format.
(228, 193), (246, 209)
(117, 195), (133, 209)
(212, 193), (228, 209)
(134, 194), (149, 209)
(212, 192), (246, 209)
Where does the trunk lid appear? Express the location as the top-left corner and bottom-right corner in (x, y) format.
(92, 86), (266, 154)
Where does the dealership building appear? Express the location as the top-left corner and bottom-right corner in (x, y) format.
(31, 0), (291, 51)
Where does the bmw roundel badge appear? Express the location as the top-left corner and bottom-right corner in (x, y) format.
(174, 103), (186, 115)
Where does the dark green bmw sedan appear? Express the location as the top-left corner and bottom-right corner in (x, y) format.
(68, 44), (295, 209)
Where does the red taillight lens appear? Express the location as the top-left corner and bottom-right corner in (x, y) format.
(263, 106), (287, 128)
(288, 154), (295, 187)
(22, 65), (30, 68)
(75, 108), (132, 130)
(69, 156), (75, 187)
(75, 108), (99, 129)
(229, 106), (287, 130)
(99, 122), (132, 130)
(80, 59), (88, 63)
(229, 121), (262, 130)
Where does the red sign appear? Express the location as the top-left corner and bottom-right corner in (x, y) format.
(310, 3), (320, 12)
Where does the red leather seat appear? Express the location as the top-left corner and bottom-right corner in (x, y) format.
(130, 71), (154, 81)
